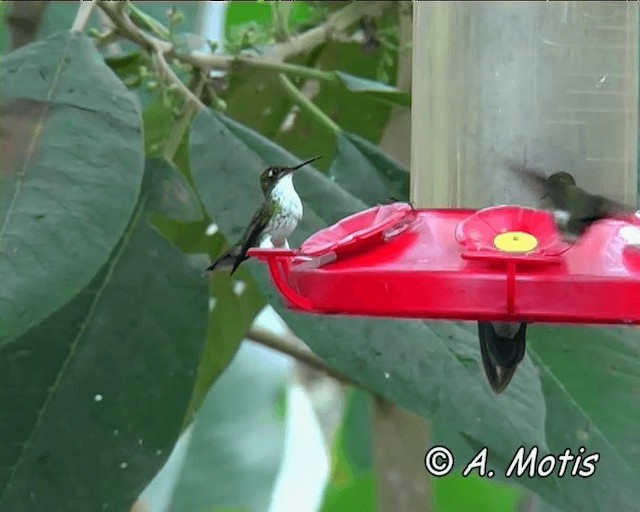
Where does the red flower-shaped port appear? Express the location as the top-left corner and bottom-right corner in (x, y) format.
(455, 205), (570, 264)
(299, 202), (416, 258)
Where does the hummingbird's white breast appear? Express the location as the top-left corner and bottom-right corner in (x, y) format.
(265, 173), (303, 248)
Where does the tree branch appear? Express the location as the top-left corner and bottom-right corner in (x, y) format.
(96, 1), (391, 72)
(71, 0), (97, 33)
(152, 45), (207, 110)
(247, 325), (370, 392)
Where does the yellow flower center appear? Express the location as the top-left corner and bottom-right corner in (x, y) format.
(493, 231), (538, 253)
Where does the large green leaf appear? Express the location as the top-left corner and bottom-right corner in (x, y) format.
(527, 326), (640, 510)
(330, 131), (409, 204)
(188, 109), (551, 489)
(0, 31), (145, 347)
(168, 343), (288, 512)
(141, 98), (266, 417)
(0, 158), (208, 511)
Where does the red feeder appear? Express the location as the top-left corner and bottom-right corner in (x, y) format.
(248, 203), (640, 325)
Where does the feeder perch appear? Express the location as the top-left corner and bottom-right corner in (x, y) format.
(248, 203), (640, 325)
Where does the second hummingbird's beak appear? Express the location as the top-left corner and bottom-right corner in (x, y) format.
(286, 155), (322, 174)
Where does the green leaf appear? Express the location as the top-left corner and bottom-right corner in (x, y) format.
(321, 390), (375, 510)
(330, 131), (409, 204)
(435, 474), (523, 512)
(186, 271), (266, 419)
(142, 96), (179, 157)
(0, 159), (208, 511)
(188, 110), (553, 499)
(334, 71), (411, 107)
(224, 2), (312, 40)
(224, 7), (400, 176)
(272, 5), (399, 161)
(144, 158), (202, 222)
(168, 343), (288, 512)
(332, 390), (373, 477)
(321, 473), (376, 512)
(527, 325), (640, 509)
(533, 326), (640, 469)
(0, 31), (144, 347)
(104, 51), (149, 89)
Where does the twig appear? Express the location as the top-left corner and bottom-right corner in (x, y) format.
(247, 325), (369, 391)
(71, 0), (97, 33)
(163, 74), (207, 160)
(153, 45), (207, 111)
(278, 73), (340, 135)
(95, 0), (391, 112)
(97, 1), (391, 72)
(95, 6), (122, 56)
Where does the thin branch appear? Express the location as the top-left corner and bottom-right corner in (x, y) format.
(95, 6), (122, 56)
(163, 74), (206, 160)
(97, 1), (391, 71)
(95, 0), (391, 113)
(71, 0), (97, 33)
(247, 325), (369, 392)
(153, 46), (207, 111)
(278, 73), (340, 135)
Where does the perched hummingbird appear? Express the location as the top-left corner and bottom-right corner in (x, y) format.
(206, 156), (321, 275)
(508, 162), (637, 242)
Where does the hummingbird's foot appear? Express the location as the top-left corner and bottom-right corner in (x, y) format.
(387, 196), (415, 210)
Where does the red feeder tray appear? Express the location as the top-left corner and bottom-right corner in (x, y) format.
(248, 203), (640, 325)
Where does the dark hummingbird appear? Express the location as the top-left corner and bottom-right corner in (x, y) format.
(477, 321), (527, 394)
(206, 156), (321, 275)
(508, 162), (637, 242)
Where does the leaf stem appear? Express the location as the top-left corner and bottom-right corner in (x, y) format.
(278, 73), (340, 135)
(70, 0), (97, 33)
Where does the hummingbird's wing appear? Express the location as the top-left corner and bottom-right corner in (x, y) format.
(230, 201), (272, 274)
(477, 321), (527, 394)
(205, 245), (242, 272)
(205, 202), (270, 274)
(506, 161), (574, 208)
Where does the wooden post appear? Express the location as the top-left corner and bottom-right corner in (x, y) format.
(412, 1), (638, 210)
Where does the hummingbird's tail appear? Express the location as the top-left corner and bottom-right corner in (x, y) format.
(477, 321), (527, 394)
(205, 245), (248, 274)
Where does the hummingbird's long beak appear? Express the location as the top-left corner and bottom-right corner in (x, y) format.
(286, 155), (322, 174)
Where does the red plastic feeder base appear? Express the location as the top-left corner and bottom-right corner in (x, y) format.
(248, 203), (640, 325)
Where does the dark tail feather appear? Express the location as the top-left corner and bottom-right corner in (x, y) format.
(206, 245), (244, 273)
(230, 254), (249, 275)
(477, 322), (527, 394)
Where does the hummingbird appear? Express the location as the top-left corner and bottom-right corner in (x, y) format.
(206, 156), (321, 275)
(508, 162), (637, 242)
(477, 321), (527, 394)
